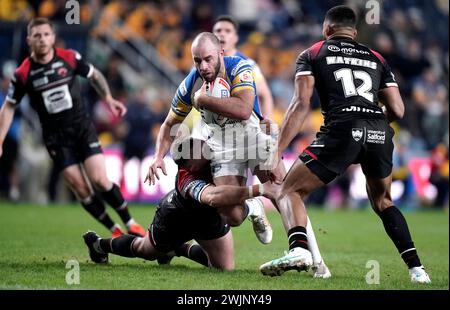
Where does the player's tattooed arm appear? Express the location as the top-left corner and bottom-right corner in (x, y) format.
(89, 68), (127, 117)
(89, 68), (112, 99)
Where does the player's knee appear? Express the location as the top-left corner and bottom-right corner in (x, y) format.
(65, 177), (91, 198)
(90, 174), (111, 191)
(223, 211), (245, 226)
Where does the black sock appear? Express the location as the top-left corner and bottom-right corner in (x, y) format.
(101, 184), (132, 224)
(81, 195), (115, 229)
(175, 243), (209, 267)
(99, 235), (137, 258)
(288, 226), (308, 251)
(379, 206), (422, 268)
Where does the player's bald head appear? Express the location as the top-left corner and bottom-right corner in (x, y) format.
(191, 32), (222, 53)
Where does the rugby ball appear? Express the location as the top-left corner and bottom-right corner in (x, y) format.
(201, 77), (231, 127)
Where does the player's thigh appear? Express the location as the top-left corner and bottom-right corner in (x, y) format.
(213, 175), (247, 225)
(61, 164), (91, 198)
(360, 120), (394, 180)
(83, 153), (111, 190)
(211, 161), (248, 180)
(213, 174), (246, 186)
(282, 159), (325, 198)
(197, 230), (234, 271)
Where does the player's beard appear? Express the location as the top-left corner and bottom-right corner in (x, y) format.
(202, 55), (221, 83)
(33, 44), (52, 58)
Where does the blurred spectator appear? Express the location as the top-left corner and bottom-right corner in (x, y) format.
(429, 143), (449, 208)
(0, 61), (20, 201)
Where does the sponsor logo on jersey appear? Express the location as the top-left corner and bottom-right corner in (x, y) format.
(58, 67), (68, 77)
(239, 70), (253, 83)
(48, 90), (65, 102)
(30, 68), (44, 76)
(342, 105), (382, 114)
(52, 61), (64, 69)
(340, 42), (355, 47)
(341, 47), (370, 56)
(180, 80), (188, 96)
(32, 76), (49, 88)
(328, 45), (370, 56)
(44, 69), (55, 76)
(367, 130), (385, 144)
(352, 128), (363, 141)
(89, 142), (101, 148)
(328, 45), (340, 52)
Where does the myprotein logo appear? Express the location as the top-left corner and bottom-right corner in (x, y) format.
(352, 128), (363, 142)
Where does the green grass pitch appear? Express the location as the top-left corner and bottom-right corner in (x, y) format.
(0, 203), (447, 290)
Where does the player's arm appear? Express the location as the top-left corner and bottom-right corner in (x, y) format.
(379, 87), (405, 123)
(145, 73), (194, 185)
(278, 75), (315, 155)
(197, 183), (271, 208)
(254, 65), (274, 117)
(0, 100), (16, 158)
(377, 57), (404, 123)
(88, 68), (127, 117)
(145, 113), (184, 185)
(195, 86), (254, 120)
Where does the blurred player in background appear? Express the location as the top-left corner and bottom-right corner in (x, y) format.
(0, 18), (146, 238)
(213, 15), (274, 118)
(260, 6), (430, 284)
(84, 137), (278, 270)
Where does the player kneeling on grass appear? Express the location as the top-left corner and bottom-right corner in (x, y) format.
(83, 138), (278, 270)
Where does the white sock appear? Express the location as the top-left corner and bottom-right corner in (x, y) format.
(245, 198), (262, 218)
(307, 216), (323, 265)
(110, 223), (121, 232)
(126, 218), (136, 228)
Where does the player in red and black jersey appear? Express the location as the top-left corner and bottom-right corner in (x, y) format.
(83, 138), (277, 270)
(260, 6), (430, 283)
(0, 18), (146, 238)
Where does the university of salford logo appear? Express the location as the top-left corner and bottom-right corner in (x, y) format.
(352, 128), (363, 141)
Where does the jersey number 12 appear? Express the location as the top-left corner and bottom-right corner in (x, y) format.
(334, 68), (374, 103)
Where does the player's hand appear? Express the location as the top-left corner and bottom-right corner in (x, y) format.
(262, 181), (281, 200)
(106, 96), (127, 117)
(193, 82), (208, 109)
(144, 157), (167, 186)
(266, 156), (284, 184)
(259, 118), (277, 135)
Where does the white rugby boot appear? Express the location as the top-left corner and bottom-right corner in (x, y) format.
(246, 198), (273, 244)
(409, 266), (431, 284)
(260, 247), (313, 277)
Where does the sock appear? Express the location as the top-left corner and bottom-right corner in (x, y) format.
(125, 219), (136, 228)
(101, 183), (132, 224)
(306, 216), (323, 265)
(81, 195), (115, 230)
(245, 198), (262, 218)
(175, 243), (209, 267)
(379, 206), (422, 268)
(99, 235), (137, 258)
(288, 226), (308, 251)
